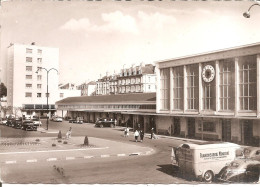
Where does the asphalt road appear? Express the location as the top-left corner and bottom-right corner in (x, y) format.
(0, 120), (199, 184)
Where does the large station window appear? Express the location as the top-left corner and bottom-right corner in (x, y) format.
(186, 64), (199, 110)
(202, 62), (216, 110)
(172, 66), (183, 110)
(238, 55), (257, 111)
(219, 59), (235, 111)
(160, 68), (170, 110)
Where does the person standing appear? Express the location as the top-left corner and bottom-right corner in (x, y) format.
(151, 128), (154, 139)
(134, 130), (139, 142)
(126, 127), (129, 137)
(140, 130), (144, 142)
(114, 119), (117, 127)
(66, 127), (72, 139)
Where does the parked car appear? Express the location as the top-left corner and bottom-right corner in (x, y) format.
(32, 118), (42, 126)
(95, 118), (116, 128)
(218, 159), (260, 183)
(21, 120), (37, 131)
(0, 118), (7, 125)
(6, 117), (15, 127)
(243, 147), (260, 161)
(69, 117), (83, 124)
(13, 118), (23, 129)
(52, 116), (63, 122)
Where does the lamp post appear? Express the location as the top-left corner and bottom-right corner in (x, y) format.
(36, 67), (58, 130)
(243, 2), (260, 18)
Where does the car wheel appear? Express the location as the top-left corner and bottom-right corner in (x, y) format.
(100, 124), (103, 128)
(204, 170), (214, 182)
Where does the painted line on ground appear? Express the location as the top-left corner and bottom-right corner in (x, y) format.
(101, 154), (110, 158)
(26, 159), (37, 163)
(47, 158), (57, 162)
(84, 156), (94, 159)
(66, 157), (75, 160)
(5, 160), (16, 164)
(117, 153), (126, 157)
(0, 146), (109, 155)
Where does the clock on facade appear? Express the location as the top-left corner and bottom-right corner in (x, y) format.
(202, 65), (215, 83)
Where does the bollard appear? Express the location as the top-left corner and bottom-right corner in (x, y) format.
(84, 136), (89, 146)
(58, 130), (62, 139)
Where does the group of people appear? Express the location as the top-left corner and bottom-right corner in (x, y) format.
(134, 129), (144, 142)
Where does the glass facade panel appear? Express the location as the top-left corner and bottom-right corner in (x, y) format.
(160, 68), (170, 110)
(172, 66), (183, 110)
(238, 55), (256, 111)
(186, 64), (199, 110)
(219, 59), (235, 111)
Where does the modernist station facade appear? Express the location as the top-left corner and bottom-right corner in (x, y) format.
(156, 43), (260, 146)
(57, 43), (260, 146)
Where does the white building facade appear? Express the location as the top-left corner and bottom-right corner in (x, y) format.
(156, 43), (260, 146)
(7, 43), (59, 117)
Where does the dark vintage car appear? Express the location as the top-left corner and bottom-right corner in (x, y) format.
(21, 120), (37, 131)
(95, 118), (116, 128)
(243, 147), (260, 161)
(13, 118), (23, 129)
(218, 159), (260, 183)
(6, 117), (15, 127)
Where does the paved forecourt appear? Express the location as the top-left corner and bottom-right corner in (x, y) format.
(0, 136), (154, 165)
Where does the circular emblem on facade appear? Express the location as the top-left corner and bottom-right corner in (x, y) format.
(202, 65), (215, 83)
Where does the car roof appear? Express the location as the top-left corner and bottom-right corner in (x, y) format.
(232, 159), (260, 165)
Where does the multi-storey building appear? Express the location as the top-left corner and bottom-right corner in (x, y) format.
(156, 43), (260, 146)
(76, 81), (96, 96)
(7, 43), (59, 117)
(117, 64), (156, 94)
(96, 64), (156, 95)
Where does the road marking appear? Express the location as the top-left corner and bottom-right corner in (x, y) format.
(47, 158), (57, 162)
(66, 157), (75, 160)
(5, 161), (16, 164)
(84, 156), (94, 159)
(101, 155), (110, 158)
(0, 147), (109, 155)
(26, 159), (37, 163)
(117, 154), (126, 157)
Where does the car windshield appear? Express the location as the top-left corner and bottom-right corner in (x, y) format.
(244, 148), (252, 157)
(229, 162), (240, 168)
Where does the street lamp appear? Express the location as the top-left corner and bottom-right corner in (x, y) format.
(243, 2), (260, 18)
(36, 67), (58, 130)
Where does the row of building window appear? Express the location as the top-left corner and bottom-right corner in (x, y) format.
(26, 48), (42, 54)
(26, 57), (42, 63)
(26, 84), (42, 89)
(160, 55), (257, 112)
(25, 92), (46, 98)
(59, 104), (156, 110)
(26, 75), (42, 80)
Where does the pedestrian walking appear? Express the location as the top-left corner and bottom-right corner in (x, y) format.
(134, 130), (139, 142)
(139, 130), (144, 142)
(151, 128), (154, 139)
(66, 127), (72, 139)
(114, 119), (117, 127)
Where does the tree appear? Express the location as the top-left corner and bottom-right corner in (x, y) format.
(0, 83), (7, 98)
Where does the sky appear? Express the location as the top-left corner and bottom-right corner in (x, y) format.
(1, 0), (260, 85)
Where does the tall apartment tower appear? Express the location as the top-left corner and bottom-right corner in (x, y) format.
(7, 43), (59, 117)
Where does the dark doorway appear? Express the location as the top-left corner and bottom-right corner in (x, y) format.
(187, 118), (195, 138)
(222, 119), (231, 142)
(242, 120), (253, 145)
(173, 117), (181, 136)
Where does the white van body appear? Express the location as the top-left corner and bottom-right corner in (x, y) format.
(171, 142), (241, 182)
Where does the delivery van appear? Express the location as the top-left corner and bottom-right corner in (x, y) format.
(171, 142), (241, 182)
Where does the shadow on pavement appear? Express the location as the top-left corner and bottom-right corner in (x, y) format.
(157, 164), (196, 182)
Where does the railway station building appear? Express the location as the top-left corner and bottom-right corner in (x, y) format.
(156, 43), (260, 146)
